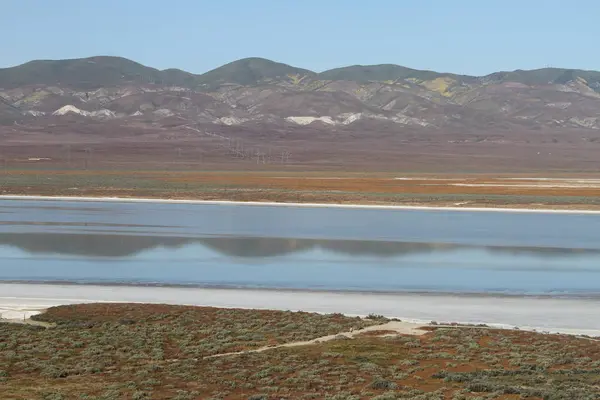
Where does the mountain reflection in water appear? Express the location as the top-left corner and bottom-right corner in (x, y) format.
(0, 233), (597, 259)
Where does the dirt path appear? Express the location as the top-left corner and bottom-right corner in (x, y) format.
(202, 321), (600, 360)
(203, 321), (426, 360)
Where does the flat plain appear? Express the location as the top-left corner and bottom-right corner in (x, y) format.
(2, 169), (600, 210)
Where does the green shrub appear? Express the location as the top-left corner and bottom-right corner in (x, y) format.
(370, 379), (398, 390)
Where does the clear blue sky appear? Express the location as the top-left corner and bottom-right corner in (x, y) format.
(1, 0), (598, 75)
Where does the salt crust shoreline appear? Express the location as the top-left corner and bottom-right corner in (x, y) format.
(1, 284), (599, 337)
(2, 195), (600, 214)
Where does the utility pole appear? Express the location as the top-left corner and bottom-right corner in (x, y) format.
(255, 149), (266, 164)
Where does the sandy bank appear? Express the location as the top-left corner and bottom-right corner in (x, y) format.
(1, 283), (599, 337)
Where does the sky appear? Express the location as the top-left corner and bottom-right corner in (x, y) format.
(1, 0), (599, 76)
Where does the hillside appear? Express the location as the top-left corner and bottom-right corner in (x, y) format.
(484, 68), (600, 87)
(317, 64), (465, 83)
(1, 55), (600, 171)
(197, 57), (315, 87)
(0, 56), (189, 89)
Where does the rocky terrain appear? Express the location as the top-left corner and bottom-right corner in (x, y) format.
(1, 56), (600, 171)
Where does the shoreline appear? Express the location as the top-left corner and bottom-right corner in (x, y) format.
(3, 194), (600, 214)
(3, 280), (600, 300)
(2, 283), (599, 337)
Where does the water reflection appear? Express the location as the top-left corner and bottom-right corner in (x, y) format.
(0, 233), (598, 259)
(0, 234), (191, 257)
(2, 233), (600, 294)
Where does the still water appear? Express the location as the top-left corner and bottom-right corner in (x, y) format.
(1, 199), (600, 295)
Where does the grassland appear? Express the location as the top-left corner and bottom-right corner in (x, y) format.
(2, 169), (600, 210)
(1, 304), (600, 399)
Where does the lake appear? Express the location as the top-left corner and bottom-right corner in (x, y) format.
(1, 198), (600, 296)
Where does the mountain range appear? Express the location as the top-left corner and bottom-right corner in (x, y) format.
(1, 56), (600, 171)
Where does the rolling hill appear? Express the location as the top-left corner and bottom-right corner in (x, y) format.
(1, 55), (600, 171)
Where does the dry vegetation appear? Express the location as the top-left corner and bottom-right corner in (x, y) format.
(1, 304), (599, 399)
(2, 170), (600, 210)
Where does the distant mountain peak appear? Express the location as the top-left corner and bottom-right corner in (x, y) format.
(317, 64), (470, 83)
(197, 57), (316, 87)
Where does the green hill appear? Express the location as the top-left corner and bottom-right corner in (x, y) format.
(318, 64), (470, 83)
(197, 57), (316, 87)
(483, 68), (600, 87)
(0, 56), (197, 89)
